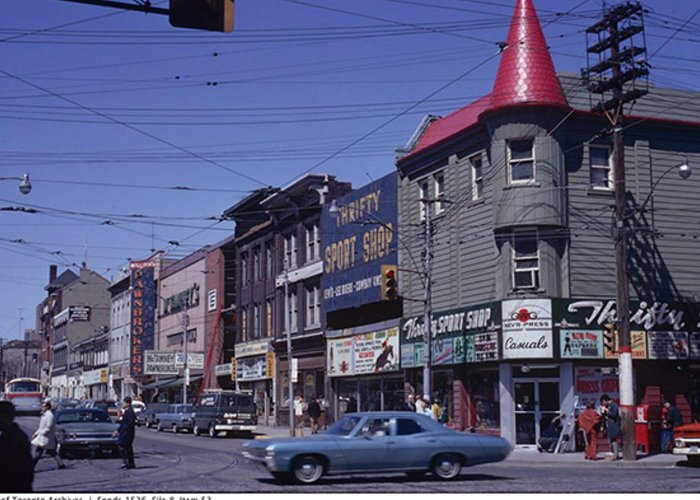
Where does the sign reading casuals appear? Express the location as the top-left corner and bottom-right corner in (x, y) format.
(502, 299), (553, 359)
(321, 173), (398, 312)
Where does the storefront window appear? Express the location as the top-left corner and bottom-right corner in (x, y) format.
(359, 379), (381, 411)
(337, 379), (358, 418)
(433, 370), (453, 423)
(383, 378), (405, 412)
(467, 370), (500, 432)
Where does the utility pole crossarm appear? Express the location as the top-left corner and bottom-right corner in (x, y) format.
(58, 0), (169, 15)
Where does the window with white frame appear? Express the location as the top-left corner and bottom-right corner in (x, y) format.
(306, 223), (321, 262)
(265, 242), (273, 278)
(512, 232), (540, 290)
(285, 291), (298, 333)
(241, 252), (249, 284)
(589, 145), (613, 190)
(306, 285), (320, 328)
(253, 247), (261, 282)
(266, 299), (274, 337)
(253, 302), (261, 339)
(207, 289), (217, 312)
(470, 153), (484, 200)
(434, 172), (445, 214)
(418, 179), (429, 221)
(284, 233), (297, 269)
(508, 139), (535, 183)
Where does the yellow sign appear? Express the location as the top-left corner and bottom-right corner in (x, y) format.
(603, 330), (647, 359)
(265, 352), (275, 379)
(100, 369), (108, 384)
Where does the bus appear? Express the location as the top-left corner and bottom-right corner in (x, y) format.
(4, 377), (43, 415)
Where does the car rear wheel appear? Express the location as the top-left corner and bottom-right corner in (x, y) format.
(208, 426), (217, 438)
(432, 453), (461, 480)
(292, 455), (324, 484)
(157, 422), (163, 432)
(193, 424), (201, 436)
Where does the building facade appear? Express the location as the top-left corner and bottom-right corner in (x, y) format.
(395, 0), (700, 447)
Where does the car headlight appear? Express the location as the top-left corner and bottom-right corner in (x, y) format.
(266, 447), (275, 458)
(675, 439), (685, 448)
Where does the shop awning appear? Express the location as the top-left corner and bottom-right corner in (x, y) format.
(160, 375), (203, 389)
(141, 378), (178, 390)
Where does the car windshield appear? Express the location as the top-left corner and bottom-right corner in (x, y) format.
(56, 410), (112, 424)
(326, 415), (362, 436)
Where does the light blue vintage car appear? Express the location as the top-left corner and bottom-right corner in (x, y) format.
(242, 411), (512, 484)
(155, 404), (194, 433)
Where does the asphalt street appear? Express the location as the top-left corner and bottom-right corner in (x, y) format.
(14, 416), (700, 494)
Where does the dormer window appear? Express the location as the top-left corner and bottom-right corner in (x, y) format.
(508, 139), (535, 184)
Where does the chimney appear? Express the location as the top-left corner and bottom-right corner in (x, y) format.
(49, 265), (57, 283)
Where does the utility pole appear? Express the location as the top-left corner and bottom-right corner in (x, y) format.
(422, 199), (433, 401)
(584, 1), (648, 461)
(0, 337), (4, 388)
(284, 258), (295, 437)
(182, 312), (190, 405)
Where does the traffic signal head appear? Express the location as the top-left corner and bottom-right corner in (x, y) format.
(169, 0), (234, 33)
(381, 264), (398, 300)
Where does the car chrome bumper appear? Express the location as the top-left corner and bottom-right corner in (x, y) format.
(215, 424), (257, 431)
(673, 447), (700, 456)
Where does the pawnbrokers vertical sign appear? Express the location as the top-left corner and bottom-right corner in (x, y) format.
(321, 173), (398, 312)
(130, 261), (156, 377)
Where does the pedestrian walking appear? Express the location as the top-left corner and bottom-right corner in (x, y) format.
(600, 394), (621, 460)
(0, 401), (34, 492)
(402, 394), (416, 412)
(415, 395), (427, 414)
(661, 399), (684, 453)
(577, 402), (601, 461)
(307, 396), (321, 434)
(293, 395), (305, 437)
(114, 396), (136, 469)
(32, 401), (65, 470)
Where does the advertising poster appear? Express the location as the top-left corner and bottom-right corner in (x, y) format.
(328, 337), (354, 376)
(237, 355), (266, 381)
(647, 331), (690, 359)
(603, 330), (647, 359)
(560, 329), (604, 358)
(354, 327), (399, 375)
(575, 367), (619, 409)
(691, 333), (700, 360)
(502, 299), (553, 359)
(432, 337), (453, 365)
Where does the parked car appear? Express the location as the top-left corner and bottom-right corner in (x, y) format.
(243, 411), (513, 484)
(156, 404), (194, 433)
(54, 408), (119, 458)
(192, 390), (257, 437)
(136, 402), (170, 427)
(673, 422), (700, 466)
(53, 397), (81, 412)
(81, 399), (119, 421)
(117, 400), (146, 420)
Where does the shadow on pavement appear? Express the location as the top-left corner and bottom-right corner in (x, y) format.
(256, 472), (512, 486)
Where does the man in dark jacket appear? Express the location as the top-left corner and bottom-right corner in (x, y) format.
(307, 397), (322, 434)
(662, 400), (684, 453)
(116, 397), (136, 469)
(0, 401), (34, 492)
(600, 394), (621, 460)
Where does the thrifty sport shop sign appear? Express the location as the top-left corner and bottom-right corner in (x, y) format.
(400, 302), (500, 368)
(130, 260), (157, 377)
(321, 173), (398, 312)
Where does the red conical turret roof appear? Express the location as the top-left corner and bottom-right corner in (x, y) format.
(488, 0), (568, 113)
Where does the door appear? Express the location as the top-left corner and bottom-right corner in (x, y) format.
(336, 416), (391, 471)
(513, 379), (559, 445)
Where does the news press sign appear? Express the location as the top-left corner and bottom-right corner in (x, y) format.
(502, 299), (553, 359)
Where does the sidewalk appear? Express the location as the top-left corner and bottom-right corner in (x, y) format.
(252, 423), (686, 467)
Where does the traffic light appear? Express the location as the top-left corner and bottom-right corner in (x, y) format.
(169, 0), (234, 33)
(230, 357), (237, 381)
(381, 264), (398, 300)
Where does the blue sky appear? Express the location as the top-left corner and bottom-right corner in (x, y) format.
(1, 0), (699, 340)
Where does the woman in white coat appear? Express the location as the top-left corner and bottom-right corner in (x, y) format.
(32, 401), (65, 470)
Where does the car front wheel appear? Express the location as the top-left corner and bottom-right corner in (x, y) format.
(292, 455), (324, 484)
(432, 453), (461, 480)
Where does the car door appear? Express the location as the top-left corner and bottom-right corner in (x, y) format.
(335, 417), (392, 471)
(390, 416), (438, 469)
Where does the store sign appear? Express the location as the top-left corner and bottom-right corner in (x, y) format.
(236, 355), (267, 381)
(560, 298), (692, 332)
(163, 283), (200, 316)
(502, 299), (553, 359)
(214, 363), (232, 377)
(575, 367), (619, 409)
(143, 351), (178, 375)
(647, 331), (689, 359)
(327, 326), (400, 376)
(321, 173), (398, 312)
(400, 302), (499, 367)
(53, 306), (91, 327)
(175, 352), (204, 369)
(83, 368), (107, 386)
(560, 329), (604, 358)
(236, 339), (271, 357)
(130, 263), (156, 377)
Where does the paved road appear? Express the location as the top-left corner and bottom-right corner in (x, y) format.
(16, 416), (700, 493)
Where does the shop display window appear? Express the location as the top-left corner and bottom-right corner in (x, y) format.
(468, 371), (500, 432)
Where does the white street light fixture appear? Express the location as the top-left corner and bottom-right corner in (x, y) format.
(0, 173), (32, 195)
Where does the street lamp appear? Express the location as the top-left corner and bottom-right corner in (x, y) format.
(635, 161), (692, 220)
(0, 174), (32, 195)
